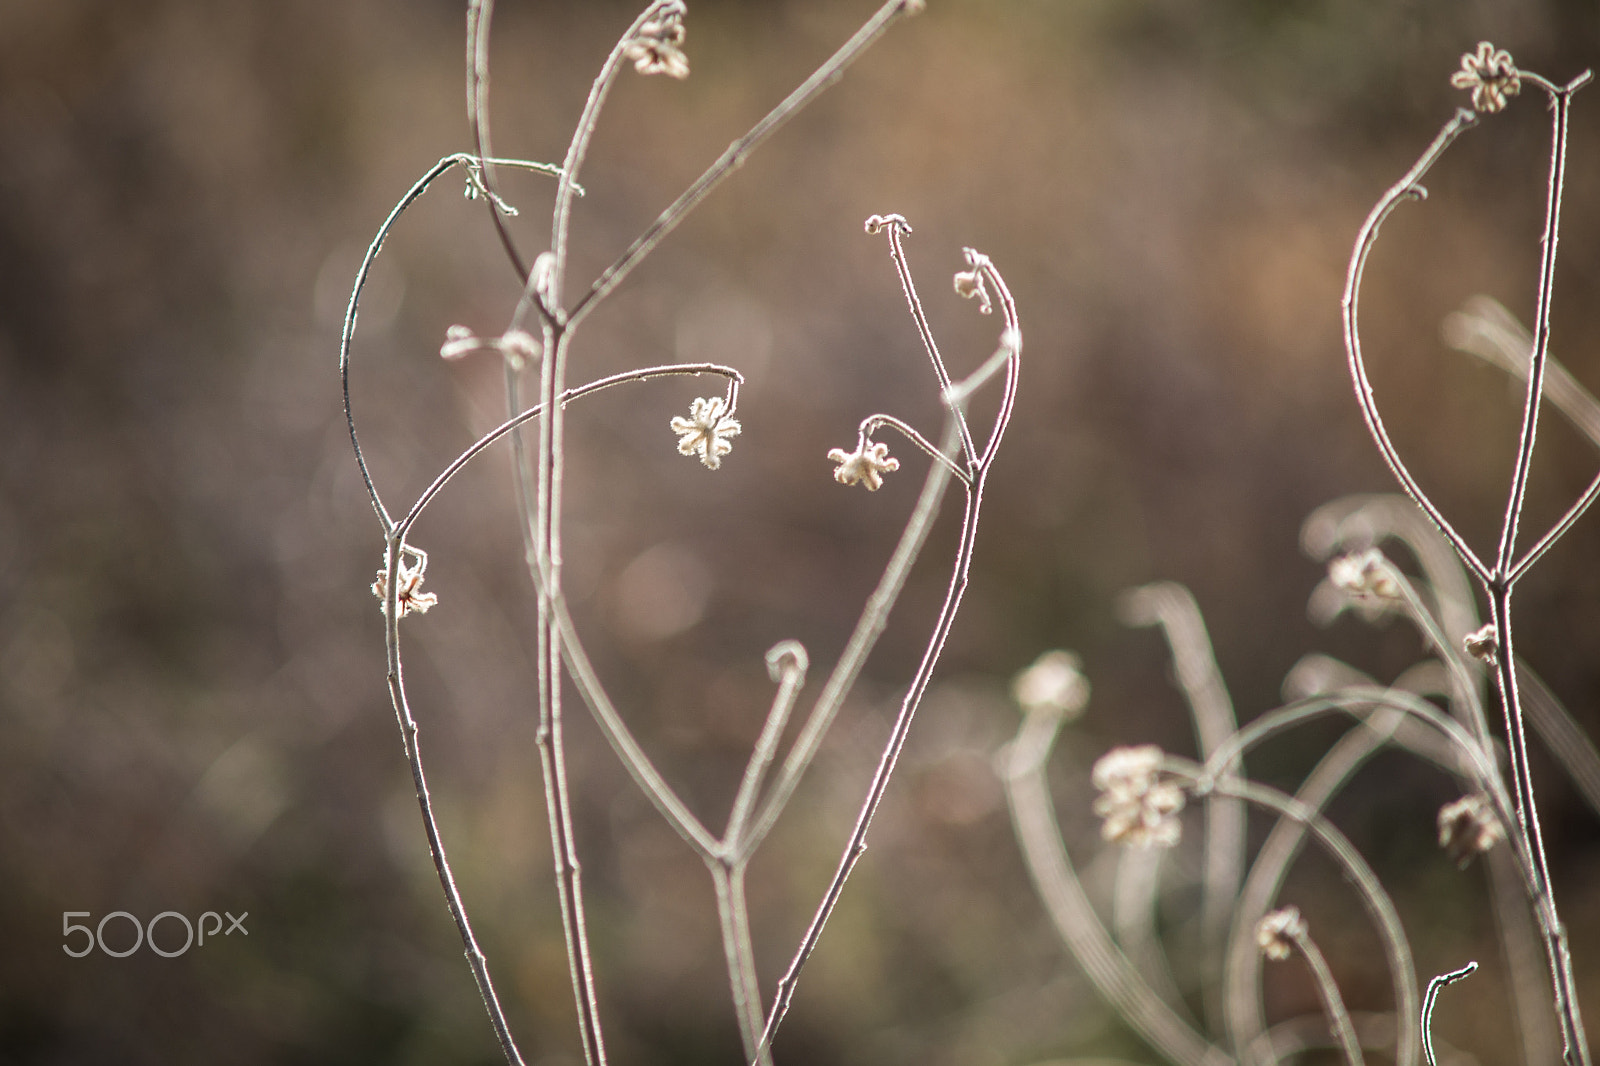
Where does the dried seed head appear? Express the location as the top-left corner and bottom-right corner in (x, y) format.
(827, 439), (899, 491)
(1011, 650), (1090, 720)
(625, 2), (690, 79)
(1256, 906), (1307, 961)
(671, 396), (741, 469)
(1328, 547), (1401, 601)
(1091, 745), (1185, 848)
(864, 212), (910, 236)
(372, 549), (439, 618)
(1438, 793), (1503, 868)
(1463, 623), (1498, 666)
(1450, 42), (1521, 113)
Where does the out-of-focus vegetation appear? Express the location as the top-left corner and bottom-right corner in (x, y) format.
(1, 1), (1597, 1063)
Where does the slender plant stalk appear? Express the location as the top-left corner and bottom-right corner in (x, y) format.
(1282, 921), (1366, 1066)
(1343, 62), (1593, 1066)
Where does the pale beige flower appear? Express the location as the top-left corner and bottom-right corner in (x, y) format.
(671, 396), (741, 469)
(1091, 745), (1184, 848)
(625, 3), (690, 79)
(372, 549), (438, 618)
(1328, 547), (1401, 601)
(1256, 906), (1307, 961)
(828, 439), (899, 491)
(1011, 650), (1090, 720)
(1438, 793), (1503, 867)
(1450, 42), (1521, 113)
(1463, 623), (1499, 666)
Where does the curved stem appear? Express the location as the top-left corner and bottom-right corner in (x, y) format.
(1341, 108), (1490, 584)
(1120, 582), (1245, 1030)
(1421, 961), (1478, 1066)
(395, 362), (743, 541)
(875, 218), (978, 466)
(1175, 764), (1421, 1066)
(859, 413), (971, 487)
(381, 536), (527, 1066)
(1284, 921), (1366, 1066)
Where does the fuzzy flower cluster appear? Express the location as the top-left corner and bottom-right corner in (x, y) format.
(1450, 42), (1520, 113)
(1256, 906), (1307, 961)
(626, 1), (690, 79)
(1438, 793), (1503, 868)
(1091, 745), (1184, 848)
(372, 552), (438, 618)
(1328, 547), (1401, 601)
(1011, 650), (1090, 720)
(671, 396), (741, 469)
(828, 439), (899, 491)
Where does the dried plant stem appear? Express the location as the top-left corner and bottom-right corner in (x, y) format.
(1421, 962), (1478, 1066)
(1280, 921), (1366, 1066)
(379, 540), (527, 1066)
(1119, 584), (1245, 1030)
(754, 235), (1019, 1061)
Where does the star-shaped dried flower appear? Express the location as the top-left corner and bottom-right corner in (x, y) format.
(1011, 650), (1090, 720)
(1438, 793), (1503, 868)
(1450, 42), (1521, 114)
(1091, 745), (1185, 848)
(828, 439), (899, 491)
(625, 3), (690, 79)
(671, 396), (741, 469)
(1256, 906), (1307, 961)
(372, 550), (438, 618)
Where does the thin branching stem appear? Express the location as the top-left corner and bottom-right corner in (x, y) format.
(566, 0), (925, 333)
(465, 0), (530, 281)
(342, 152), (569, 533)
(755, 244), (1020, 1060)
(379, 538), (527, 1066)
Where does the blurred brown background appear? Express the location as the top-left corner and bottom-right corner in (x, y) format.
(2, 1), (1599, 1063)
